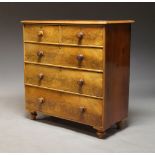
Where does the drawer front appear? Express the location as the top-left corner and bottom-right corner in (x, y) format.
(25, 86), (103, 127)
(25, 64), (103, 97)
(24, 25), (59, 43)
(61, 26), (104, 46)
(24, 43), (103, 70)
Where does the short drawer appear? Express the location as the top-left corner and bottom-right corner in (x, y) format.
(25, 86), (103, 127)
(61, 26), (104, 46)
(24, 43), (104, 71)
(24, 63), (103, 97)
(23, 24), (59, 43)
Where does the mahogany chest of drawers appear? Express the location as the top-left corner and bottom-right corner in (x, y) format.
(22, 20), (134, 138)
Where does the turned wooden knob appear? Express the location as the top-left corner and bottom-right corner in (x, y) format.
(77, 32), (84, 39)
(77, 54), (84, 62)
(38, 30), (43, 37)
(37, 51), (44, 57)
(77, 79), (84, 87)
(38, 97), (44, 104)
(38, 73), (44, 80)
(79, 106), (86, 113)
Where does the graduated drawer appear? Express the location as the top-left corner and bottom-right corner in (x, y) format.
(24, 63), (103, 98)
(24, 43), (103, 71)
(61, 25), (104, 46)
(23, 24), (59, 43)
(25, 85), (103, 127)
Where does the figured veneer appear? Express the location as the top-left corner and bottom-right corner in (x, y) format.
(24, 63), (103, 97)
(24, 43), (104, 71)
(24, 25), (59, 43)
(61, 25), (104, 46)
(25, 85), (103, 128)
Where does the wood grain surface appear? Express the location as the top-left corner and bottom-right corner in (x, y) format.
(24, 25), (60, 43)
(25, 85), (103, 128)
(61, 25), (104, 46)
(104, 24), (131, 130)
(24, 24), (105, 46)
(24, 43), (104, 70)
(25, 63), (103, 97)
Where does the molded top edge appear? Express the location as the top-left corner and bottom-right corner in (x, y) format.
(21, 20), (135, 25)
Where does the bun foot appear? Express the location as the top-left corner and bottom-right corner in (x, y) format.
(96, 130), (106, 139)
(30, 112), (37, 120)
(116, 119), (127, 130)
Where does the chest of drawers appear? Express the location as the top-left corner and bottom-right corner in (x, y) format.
(22, 20), (134, 138)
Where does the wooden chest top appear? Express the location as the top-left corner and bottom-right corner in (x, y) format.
(21, 20), (134, 25)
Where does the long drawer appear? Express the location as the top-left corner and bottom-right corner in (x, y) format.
(24, 43), (104, 71)
(25, 85), (103, 127)
(24, 63), (103, 98)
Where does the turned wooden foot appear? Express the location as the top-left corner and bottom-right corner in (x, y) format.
(30, 112), (37, 120)
(116, 119), (127, 130)
(96, 130), (106, 139)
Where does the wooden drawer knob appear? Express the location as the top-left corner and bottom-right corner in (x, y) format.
(78, 79), (84, 87)
(38, 97), (44, 104)
(79, 106), (86, 113)
(77, 32), (84, 39)
(38, 73), (44, 80)
(37, 51), (44, 57)
(38, 30), (44, 37)
(77, 54), (84, 62)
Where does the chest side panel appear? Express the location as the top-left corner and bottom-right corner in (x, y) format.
(104, 24), (131, 129)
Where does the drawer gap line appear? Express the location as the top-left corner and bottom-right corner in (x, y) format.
(25, 83), (104, 100)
